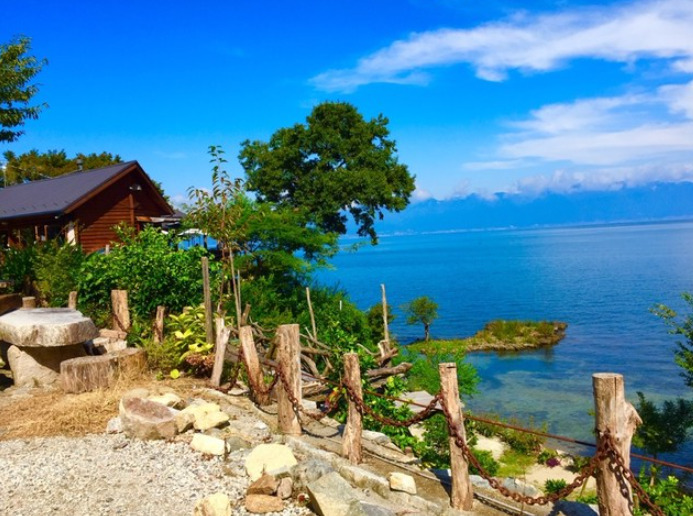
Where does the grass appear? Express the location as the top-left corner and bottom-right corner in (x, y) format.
(497, 448), (537, 477)
(408, 319), (567, 354)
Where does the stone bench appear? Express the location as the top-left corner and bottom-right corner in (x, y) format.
(0, 308), (99, 387)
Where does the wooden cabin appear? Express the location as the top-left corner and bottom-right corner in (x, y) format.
(0, 161), (175, 252)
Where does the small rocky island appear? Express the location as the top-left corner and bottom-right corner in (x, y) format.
(409, 320), (568, 354)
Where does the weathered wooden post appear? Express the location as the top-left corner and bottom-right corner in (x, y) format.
(593, 373), (642, 516)
(239, 325), (269, 405)
(201, 256), (214, 346)
(342, 352), (363, 464)
(21, 296), (36, 309)
(306, 287), (317, 339)
(153, 305), (166, 343)
(210, 316), (230, 387)
(277, 324), (302, 435)
(68, 291), (78, 310)
(381, 284), (390, 346)
(111, 290), (130, 333)
(439, 362), (474, 511)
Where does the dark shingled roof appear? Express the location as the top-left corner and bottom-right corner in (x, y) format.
(0, 161), (139, 220)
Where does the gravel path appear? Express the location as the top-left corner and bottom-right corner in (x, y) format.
(0, 434), (311, 516)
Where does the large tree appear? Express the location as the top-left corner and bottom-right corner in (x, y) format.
(403, 296), (439, 342)
(0, 36), (47, 143)
(239, 101), (415, 243)
(1, 149), (121, 186)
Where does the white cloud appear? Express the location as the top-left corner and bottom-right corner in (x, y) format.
(312, 0), (693, 92)
(462, 159), (533, 170)
(411, 185), (433, 202)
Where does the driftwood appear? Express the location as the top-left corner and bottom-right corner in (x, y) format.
(365, 362), (412, 379)
(60, 348), (146, 393)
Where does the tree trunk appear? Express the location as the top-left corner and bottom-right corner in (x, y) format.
(424, 323), (430, 342)
(342, 352), (363, 464)
(60, 348), (146, 393)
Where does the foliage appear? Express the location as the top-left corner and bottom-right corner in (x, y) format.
(537, 448), (560, 466)
(633, 392), (693, 472)
(78, 226), (213, 325)
(634, 471), (693, 516)
(0, 36), (47, 145)
(1, 149), (121, 185)
(497, 448), (537, 477)
(575, 493), (598, 505)
(473, 413), (546, 454)
(0, 244), (36, 294)
(398, 345), (479, 398)
(33, 240), (84, 306)
(402, 296), (438, 342)
(366, 302), (395, 343)
(652, 293), (693, 388)
(544, 479), (568, 495)
(239, 101), (415, 243)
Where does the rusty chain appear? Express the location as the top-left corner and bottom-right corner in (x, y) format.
(274, 364), (326, 421)
(236, 346), (279, 398)
(342, 378), (443, 428)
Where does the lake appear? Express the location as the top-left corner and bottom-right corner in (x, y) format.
(319, 220), (693, 466)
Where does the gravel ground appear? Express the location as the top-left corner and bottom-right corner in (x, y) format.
(0, 434), (312, 516)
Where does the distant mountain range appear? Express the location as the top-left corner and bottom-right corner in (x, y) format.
(372, 181), (693, 235)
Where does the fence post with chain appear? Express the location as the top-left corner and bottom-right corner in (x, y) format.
(277, 324), (302, 435)
(342, 352), (363, 464)
(110, 289), (130, 333)
(439, 362), (474, 511)
(240, 325), (270, 405)
(68, 291), (78, 310)
(593, 373), (642, 516)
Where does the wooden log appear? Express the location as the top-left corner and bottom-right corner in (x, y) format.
(306, 287), (317, 339)
(239, 325), (270, 405)
(153, 305), (166, 343)
(68, 291), (78, 310)
(365, 362), (412, 379)
(240, 303), (251, 325)
(0, 293), (21, 316)
(201, 256), (215, 346)
(439, 362), (473, 511)
(381, 284), (390, 347)
(110, 290), (130, 333)
(277, 324), (301, 435)
(210, 316), (231, 387)
(593, 373), (642, 516)
(342, 352), (363, 464)
(100, 328), (128, 341)
(60, 348), (146, 393)
(22, 296), (36, 309)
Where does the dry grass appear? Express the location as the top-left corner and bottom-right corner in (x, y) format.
(0, 373), (205, 440)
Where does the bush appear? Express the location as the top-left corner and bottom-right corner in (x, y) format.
(472, 414), (546, 454)
(34, 240), (84, 306)
(635, 472), (693, 516)
(0, 245), (37, 294)
(78, 226), (215, 324)
(544, 479), (567, 494)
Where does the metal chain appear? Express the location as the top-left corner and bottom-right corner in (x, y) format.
(275, 364), (326, 421)
(237, 346), (279, 397)
(601, 432), (666, 516)
(342, 379), (443, 428)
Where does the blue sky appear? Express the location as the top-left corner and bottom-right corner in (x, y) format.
(2, 0), (693, 205)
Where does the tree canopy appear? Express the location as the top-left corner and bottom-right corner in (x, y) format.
(0, 36), (47, 144)
(403, 296), (439, 342)
(239, 101), (415, 243)
(1, 149), (122, 186)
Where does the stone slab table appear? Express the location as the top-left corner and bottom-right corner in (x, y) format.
(0, 308), (99, 387)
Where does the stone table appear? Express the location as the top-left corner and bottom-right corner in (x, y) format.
(0, 308), (99, 387)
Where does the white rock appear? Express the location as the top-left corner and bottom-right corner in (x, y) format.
(194, 492), (232, 516)
(119, 397), (178, 440)
(174, 410), (195, 433)
(191, 434), (227, 456)
(245, 444), (298, 481)
(106, 417), (123, 434)
(181, 402), (230, 431)
(148, 392), (185, 409)
(362, 430), (392, 445)
(388, 472), (416, 494)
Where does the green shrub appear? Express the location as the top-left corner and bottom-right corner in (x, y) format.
(634, 472), (693, 516)
(537, 448), (559, 465)
(34, 240), (84, 306)
(472, 413), (546, 454)
(0, 245), (37, 294)
(469, 448), (500, 477)
(544, 479), (567, 494)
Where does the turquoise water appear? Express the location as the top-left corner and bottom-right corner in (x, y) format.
(319, 221), (693, 465)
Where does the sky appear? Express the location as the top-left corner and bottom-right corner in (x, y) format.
(2, 0), (693, 205)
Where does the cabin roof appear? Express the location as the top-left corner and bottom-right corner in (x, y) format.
(0, 161), (172, 221)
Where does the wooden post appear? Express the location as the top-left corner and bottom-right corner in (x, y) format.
(342, 352), (363, 464)
(68, 291), (78, 310)
(201, 256), (214, 346)
(593, 373), (642, 516)
(21, 296), (36, 309)
(111, 290), (130, 332)
(439, 362), (473, 511)
(153, 305), (166, 343)
(276, 324), (301, 435)
(306, 287), (317, 339)
(381, 284), (390, 346)
(240, 325), (269, 405)
(210, 316), (231, 387)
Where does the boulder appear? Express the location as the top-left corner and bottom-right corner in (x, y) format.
(181, 402), (230, 431)
(194, 492), (232, 516)
(148, 392), (185, 409)
(388, 472), (416, 494)
(350, 501), (397, 516)
(244, 494), (283, 513)
(119, 397), (178, 440)
(307, 471), (360, 516)
(291, 458), (335, 490)
(502, 477), (542, 497)
(8, 343), (86, 387)
(247, 473), (278, 495)
(245, 443), (298, 481)
(190, 434), (227, 456)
